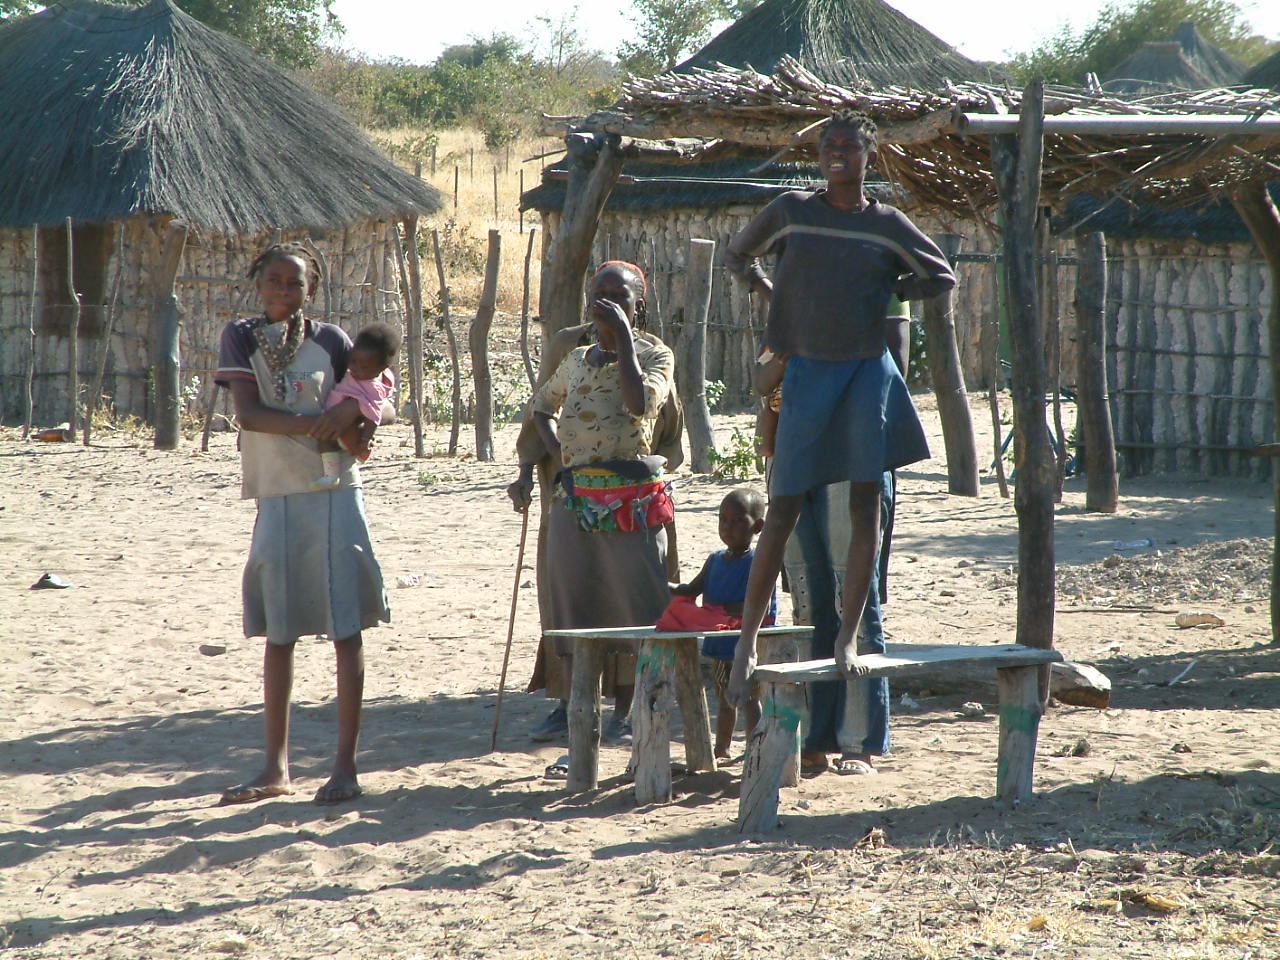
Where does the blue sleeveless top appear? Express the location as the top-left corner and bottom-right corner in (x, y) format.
(701, 549), (778, 660)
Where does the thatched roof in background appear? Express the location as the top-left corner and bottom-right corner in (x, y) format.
(1102, 42), (1215, 94)
(1171, 21), (1246, 87)
(0, 0), (442, 233)
(676, 0), (1003, 89)
(1054, 186), (1280, 244)
(521, 156), (907, 213)
(575, 57), (1280, 218)
(1241, 48), (1280, 90)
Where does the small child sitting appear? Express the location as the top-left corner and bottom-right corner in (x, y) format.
(656, 488), (776, 759)
(313, 322), (400, 489)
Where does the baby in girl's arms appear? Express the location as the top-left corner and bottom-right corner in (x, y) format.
(313, 322), (399, 489)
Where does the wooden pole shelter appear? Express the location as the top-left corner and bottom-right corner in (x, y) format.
(520, 228), (537, 389)
(538, 133), (626, 337)
(152, 220), (188, 450)
(394, 216), (427, 458)
(471, 229), (501, 461)
(22, 225), (38, 440)
(921, 233), (979, 496)
(65, 218), (82, 437)
(1073, 231), (1119, 513)
(990, 79), (1056, 668)
(985, 257), (1010, 499)
(85, 223), (126, 446)
(679, 238), (718, 473)
(431, 228), (463, 456)
(1228, 179), (1280, 644)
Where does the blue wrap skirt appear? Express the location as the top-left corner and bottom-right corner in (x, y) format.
(769, 350), (929, 496)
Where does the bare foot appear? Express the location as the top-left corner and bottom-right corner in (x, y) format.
(835, 634), (870, 677)
(314, 770), (362, 805)
(801, 749), (830, 773)
(725, 649), (755, 707)
(219, 771), (293, 805)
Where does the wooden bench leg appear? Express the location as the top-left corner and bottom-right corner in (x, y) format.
(633, 638), (677, 804)
(567, 637), (605, 792)
(738, 679), (803, 833)
(754, 633), (800, 787)
(996, 664), (1043, 805)
(674, 640), (716, 774)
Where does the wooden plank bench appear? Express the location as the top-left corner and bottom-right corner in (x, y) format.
(740, 642), (1064, 832)
(544, 625), (813, 802)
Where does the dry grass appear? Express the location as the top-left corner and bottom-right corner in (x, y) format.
(378, 126), (563, 314)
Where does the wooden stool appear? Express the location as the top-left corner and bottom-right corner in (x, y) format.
(544, 625), (813, 802)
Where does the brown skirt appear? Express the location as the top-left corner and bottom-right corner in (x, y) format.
(530, 498), (669, 698)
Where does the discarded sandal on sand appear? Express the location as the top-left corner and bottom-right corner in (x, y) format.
(543, 755), (570, 780)
(832, 757), (877, 775)
(219, 783), (294, 805)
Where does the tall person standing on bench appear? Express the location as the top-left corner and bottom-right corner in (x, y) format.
(723, 110), (955, 743)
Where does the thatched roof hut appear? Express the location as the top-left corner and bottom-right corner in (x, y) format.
(0, 0), (442, 426)
(527, 0), (1001, 404)
(1102, 22), (1244, 94)
(1241, 47), (1280, 90)
(1170, 21), (1245, 86)
(1102, 42), (1216, 94)
(676, 0), (1003, 88)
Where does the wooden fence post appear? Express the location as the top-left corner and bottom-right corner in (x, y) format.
(922, 233), (979, 496)
(22, 225), (38, 440)
(153, 220), (188, 450)
(471, 229), (501, 461)
(85, 222), (126, 445)
(520, 228), (537, 389)
(431, 229), (462, 455)
(991, 79), (1056, 672)
(395, 216), (427, 458)
(1228, 180), (1280, 644)
(1074, 231), (1118, 513)
(65, 218), (82, 436)
(680, 238), (718, 472)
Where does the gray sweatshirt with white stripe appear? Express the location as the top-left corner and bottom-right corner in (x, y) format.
(725, 190), (956, 361)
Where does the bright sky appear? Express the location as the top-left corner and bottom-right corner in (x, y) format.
(328, 0), (1280, 67)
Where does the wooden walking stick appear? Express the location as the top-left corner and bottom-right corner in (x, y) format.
(490, 505), (531, 751)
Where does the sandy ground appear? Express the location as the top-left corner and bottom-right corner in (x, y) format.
(2, 397), (1278, 959)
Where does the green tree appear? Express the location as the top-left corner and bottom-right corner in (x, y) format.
(1005, 0), (1277, 85)
(0, 0), (340, 69)
(618, 0), (760, 76)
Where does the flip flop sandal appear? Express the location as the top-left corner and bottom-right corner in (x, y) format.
(219, 783), (294, 805)
(543, 755), (570, 780)
(832, 758), (878, 775)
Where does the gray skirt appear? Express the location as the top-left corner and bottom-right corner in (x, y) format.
(544, 499), (669, 656)
(243, 487), (390, 645)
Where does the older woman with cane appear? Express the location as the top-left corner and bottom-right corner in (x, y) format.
(506, 261), (682, 750)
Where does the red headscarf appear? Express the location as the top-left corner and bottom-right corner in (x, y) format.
(591, 259), (648, 300)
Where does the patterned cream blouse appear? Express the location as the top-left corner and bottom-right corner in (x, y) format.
(531, 337), (675, 467)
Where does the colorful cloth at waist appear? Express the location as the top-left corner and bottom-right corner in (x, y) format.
(561, 464), (674, 533)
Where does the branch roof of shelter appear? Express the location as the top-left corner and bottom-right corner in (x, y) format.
(568, 56), (1280, 219)
(0, 0), (443, 233)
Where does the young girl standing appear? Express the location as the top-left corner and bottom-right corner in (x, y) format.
(723, 110), (955, 764)
(215, 242), (390, 805)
